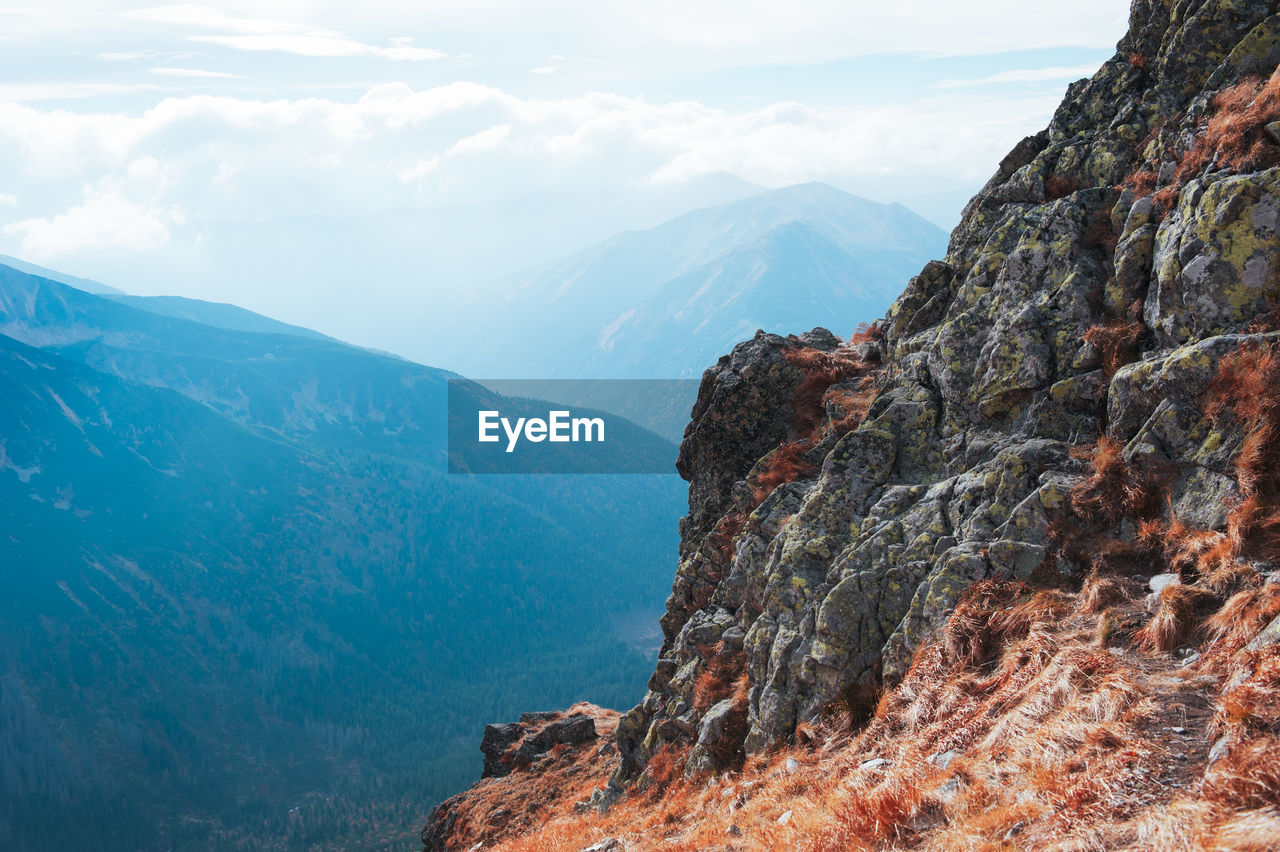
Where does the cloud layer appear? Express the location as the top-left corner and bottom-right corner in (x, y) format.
(0, 0), (1131, 355)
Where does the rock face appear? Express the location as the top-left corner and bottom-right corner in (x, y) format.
(612, 0), (1280, 782)
(424, 707), (608, 851)
(478, 712), (598, 780)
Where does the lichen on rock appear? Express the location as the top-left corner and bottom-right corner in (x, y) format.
(609, 0), (1280, 785)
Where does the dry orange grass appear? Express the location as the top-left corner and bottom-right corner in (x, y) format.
(823, 379), (878, 439)
(691, 646), (747, 715)
(1083, 320), (1143, 376)
(784, 344), (869, 437)
(1138, 70), (1280, 216)
(749, 439), (818, 506)
(464, 571), (1280, 852)
(1134, 584), (1213, 652)
(783, 331), (883, 441)
(709, 511), (746, 564)
(1067, 435), (1163, 527)
(1178, 71), (1280, 179)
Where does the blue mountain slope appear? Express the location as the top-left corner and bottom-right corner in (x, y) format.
(0, 265), (685, 850)
(107, 293), (337, 341)
(0, 255), (125, 295)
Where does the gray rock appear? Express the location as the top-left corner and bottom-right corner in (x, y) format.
(927, 749), (958, 770)
(579, 839), (623, 852)
(1208, 737), (1231, 765)
(480, 723), (523, 778)
(1246, 612), (1280, 652)
(516, 715), (597, 764)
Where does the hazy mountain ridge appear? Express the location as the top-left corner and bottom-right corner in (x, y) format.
(106, 293), (338, 342)
(439, 183), (946, 379)
(0, 255), (125, 296)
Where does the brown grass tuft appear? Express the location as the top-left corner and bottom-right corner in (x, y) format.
(1207, 808), (1280, 851)
(1078, 575), (1131, 613)
(710, 511), (746, 564)
(1206, 585), (1280, 653)
(1045, 174), (1078, 200)
(1069, 435), (1164, 527)
(784, 343), (873, 437)
(1179, 71), (1280, 179)
(823, 379), (878, 439)
(1084, 320), (1143, 376)
(1134, 584), (1214, 652)
(1203, 737), (1280, 810)
(692, 646), (747, 715)
(1145, 70), (1280, 217)
(750, 440), (818, 506)
(1123, 168), (1159, 197)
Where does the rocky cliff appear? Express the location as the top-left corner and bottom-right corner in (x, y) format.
(425, 1), (1280, 848)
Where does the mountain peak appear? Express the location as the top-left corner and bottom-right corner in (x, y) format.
(435, 184), (947, 378)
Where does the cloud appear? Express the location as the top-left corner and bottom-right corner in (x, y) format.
(126, 4), (445, 61)
(0, 193), (17, 206)
(0, 80), (1063, 233)
(937, 64), (1104, 88)
(99, 49), (172, 61)
(188, 33), (444, 60)
(398, 157), (439, 182)
(377, 0), (1128, 72)
(149, 66), (243, 78)
(3, 163), (182, 256)
(531, 66), (559, 75)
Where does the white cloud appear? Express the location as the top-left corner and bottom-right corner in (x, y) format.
(125, 4), (444, 61)
(531, 66), (559, 75)
(0, 81), (1062, 234)
(0, 193), (17, 206)
(99, 49), (170, 61)
(446, 123), (511, 156)
(149, 66), (243, 78)
(3, 171), (181, 256)
(937, 64), (1104, 88)
(188, 33), (444, 60)
(398, 156), (439, 182)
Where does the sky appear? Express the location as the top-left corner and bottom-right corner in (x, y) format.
(0, 1), (1132, 362)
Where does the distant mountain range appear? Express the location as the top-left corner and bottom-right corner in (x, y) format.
(0, 261), (684, 850)
(432, 182), (946, 378)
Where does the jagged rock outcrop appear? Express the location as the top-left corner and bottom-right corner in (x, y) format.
(423, 705), (612, 851)
(612, 0), (1280, 783)
(422, 3), (1280, 847)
